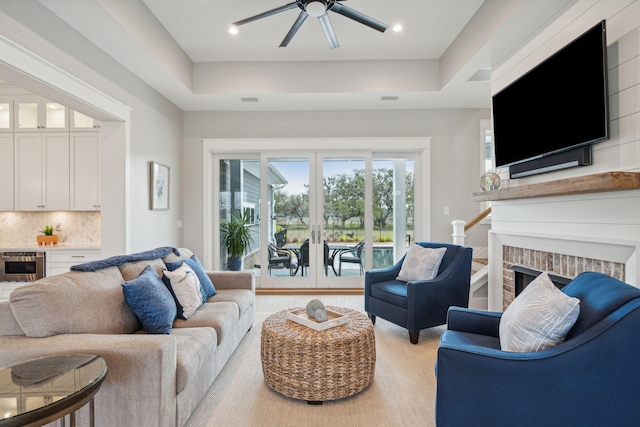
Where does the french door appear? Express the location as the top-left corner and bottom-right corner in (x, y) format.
(258, 152), (372, 289)
(205, 138), (429, 290)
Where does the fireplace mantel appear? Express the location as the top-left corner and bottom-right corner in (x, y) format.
(473, 171), (640, 202)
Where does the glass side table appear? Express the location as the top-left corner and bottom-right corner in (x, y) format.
(0, 354), (107, 427)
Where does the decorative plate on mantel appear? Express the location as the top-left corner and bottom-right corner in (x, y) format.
(480, 172), (501, 191)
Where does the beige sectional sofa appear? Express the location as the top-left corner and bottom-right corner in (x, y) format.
(0, 247), (255, 427)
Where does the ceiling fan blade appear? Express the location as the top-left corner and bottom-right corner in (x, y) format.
(280, 11), (309, 47)
(318, 14), (339, 49)
(232, 2), (299, 27)
(329, 3), (389, 33)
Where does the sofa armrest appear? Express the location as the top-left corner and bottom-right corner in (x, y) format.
(207, 271), (255, 293)
(446, 306), (502, 337)
(0, 334), (178, 427)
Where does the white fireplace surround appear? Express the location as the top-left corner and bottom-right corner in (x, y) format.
(487, 190), (640, 312)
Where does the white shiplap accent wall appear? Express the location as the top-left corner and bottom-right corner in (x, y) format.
(488, 0), (640, 311)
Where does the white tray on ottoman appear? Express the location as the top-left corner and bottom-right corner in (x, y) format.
(285, 308), (349, 331)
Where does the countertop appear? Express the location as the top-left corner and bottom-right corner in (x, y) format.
(0, 243), (101, 252)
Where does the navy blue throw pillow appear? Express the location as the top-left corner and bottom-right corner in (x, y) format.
(122, 265), (176, 334)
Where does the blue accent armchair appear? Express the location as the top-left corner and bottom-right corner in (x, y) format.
(435, 272), (640, 427)
(364, 242), (472, 344)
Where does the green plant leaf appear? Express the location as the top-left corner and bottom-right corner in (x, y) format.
(40, 225), (55, 236)
(220, 210), (254, 258)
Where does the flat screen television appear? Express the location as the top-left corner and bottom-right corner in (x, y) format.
(492, 20), (609, 173)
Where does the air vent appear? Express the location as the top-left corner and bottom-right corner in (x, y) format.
(241, 97), (259, 102)
(381, 96), (399, 101)
(468, 68), (491, 82)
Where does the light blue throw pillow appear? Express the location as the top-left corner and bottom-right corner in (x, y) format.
(165, 255), (217, 300)
(499, 272), (580, 352)
(122, 265), (176, 334)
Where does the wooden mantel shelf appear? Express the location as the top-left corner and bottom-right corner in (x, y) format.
(473, 172), (640, 202)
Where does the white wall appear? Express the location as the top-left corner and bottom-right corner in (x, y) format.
(0, 1), (184, 254)
(183, 109), (489, 258)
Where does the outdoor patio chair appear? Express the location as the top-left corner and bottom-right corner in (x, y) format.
(294, 239), (332, 276)
(268, 242), (293, 275)
(274, 229), (287, 248)
(339, 240), (365, 276)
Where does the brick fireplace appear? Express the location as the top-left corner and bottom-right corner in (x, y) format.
(501, 245), (626, 310)
(480, 173), (640, 312)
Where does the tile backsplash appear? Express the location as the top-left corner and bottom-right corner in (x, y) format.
(0, 211), (101, 244)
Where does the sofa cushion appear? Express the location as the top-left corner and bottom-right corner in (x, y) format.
(173, 301), (239, 346)
(119, 258), (166, 282)
(172, 327), (217, 394)
(10, 267), (139, 338)
(122, 265), (177, 334)
(499, 272), (580, 352)
(210, 289), (253, 317)
(162, 263), (203, 320)
(0, 301), (25, 336)
(397, 244), (446, 282)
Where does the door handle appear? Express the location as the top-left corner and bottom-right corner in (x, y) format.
(311, 226), (315, 244)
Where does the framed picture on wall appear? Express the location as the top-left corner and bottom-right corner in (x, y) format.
(150, 161), (170, 210)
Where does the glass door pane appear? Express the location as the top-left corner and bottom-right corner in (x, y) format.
(320, 157), (366, 282)
(261, 155), (318, 288)
(218, 158), (260, 273)
(268, 158), (311, 277)
(372, 157), (415, 269)
(17, 102), (38, 129)
(0, 102), (11, 130)
(45, 102), (66, 129)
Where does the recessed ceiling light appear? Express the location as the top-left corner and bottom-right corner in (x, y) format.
(229, 26), (238, 35)
(392, 24), (403, 32)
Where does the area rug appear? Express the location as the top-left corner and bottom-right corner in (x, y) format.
(184, 294), (442, 427)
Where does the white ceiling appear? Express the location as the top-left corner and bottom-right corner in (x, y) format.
(36, 0), (576, 112)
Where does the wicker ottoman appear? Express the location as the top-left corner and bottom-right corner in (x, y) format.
(261, 306), (376, 404)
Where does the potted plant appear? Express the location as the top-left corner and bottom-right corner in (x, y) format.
(37, 225), (59, 245)
(220, 210), (254, 271)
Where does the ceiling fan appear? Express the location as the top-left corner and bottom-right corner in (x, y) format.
(232, 0), (389, 49)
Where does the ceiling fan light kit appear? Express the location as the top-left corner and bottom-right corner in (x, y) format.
(306, 1), (327, 17)
(232, 0), (389, 49)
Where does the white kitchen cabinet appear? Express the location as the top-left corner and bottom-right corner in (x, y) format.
(0, 99), (13, 132)
(0, 134), (13, 210)
(70, 110), (101, 131)
(14, 95), (68, 132)
(14, 132), (70, 211)
(46, 251), (101, 277)
(70, 132), (100, 210)
(0, 282), (27, 302)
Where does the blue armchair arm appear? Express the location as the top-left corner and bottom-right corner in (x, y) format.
(364, 262), (402, 291)
(446, 306), (502, 337)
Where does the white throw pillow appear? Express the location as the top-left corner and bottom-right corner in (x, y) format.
(499, 272), (580, 352)
(163, 264), (203, 319)
(396, 244), (447, 282)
